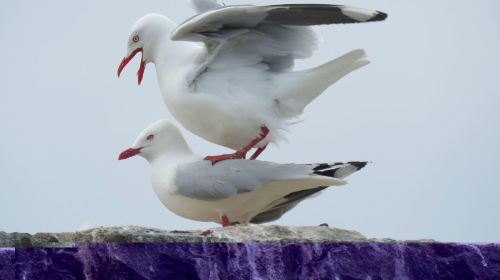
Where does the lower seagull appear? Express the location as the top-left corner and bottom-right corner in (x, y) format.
(119, 120), (367, 227)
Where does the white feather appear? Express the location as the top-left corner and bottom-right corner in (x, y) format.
(125, 121), (361, 225)
(124, 3), (384, 151)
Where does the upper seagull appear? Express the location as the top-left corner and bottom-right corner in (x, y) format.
(117, 0), (387, 164)
(118, 120), (368, 226)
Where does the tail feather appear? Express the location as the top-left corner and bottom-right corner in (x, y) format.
(250, 161), (368, 224)
(309, 49), (369, 94)
(313, 161), (368, 179)
(275, 49), (369, 117)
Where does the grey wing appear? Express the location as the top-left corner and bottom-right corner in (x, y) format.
(174, 160), (312, 201)
(173, 6), (322, 72)
(190, 0), (224, 13)
(173, 4), (387, 41)
(172, 4), (386, 95)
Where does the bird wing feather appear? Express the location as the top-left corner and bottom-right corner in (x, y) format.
(174, 160), (346, 201)
(190, 0), (225, 13)
(172, 4), (386, 99)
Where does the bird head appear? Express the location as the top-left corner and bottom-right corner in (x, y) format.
(118, 120), (190, 162)
(117, 14), (174, 85)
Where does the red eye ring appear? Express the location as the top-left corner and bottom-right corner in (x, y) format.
(132, 35), (140, 43)
(146, 134), (154, 141)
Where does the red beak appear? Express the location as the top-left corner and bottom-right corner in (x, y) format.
(117, 47), (146, 85)
(118, 147), (142, 160)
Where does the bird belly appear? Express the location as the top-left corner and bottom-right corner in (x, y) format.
(159, 178), (332, 225)
(160, 192), (266, 224)
(159, 192), (269, 224)
(159, 193), (221, 223)
(166, 93), (281, 150)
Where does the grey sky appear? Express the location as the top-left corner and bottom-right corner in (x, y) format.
(1, 0), (499, 242)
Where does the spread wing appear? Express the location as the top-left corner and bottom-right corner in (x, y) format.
(171, 4), (387, 96)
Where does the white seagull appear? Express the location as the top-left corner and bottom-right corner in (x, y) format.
(117, 0), (387, 164)
(118, 120), (367, 227)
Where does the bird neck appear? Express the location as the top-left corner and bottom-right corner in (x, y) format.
(152, 40), (204, 100)
(147, 137), (197, 166)
(148, 149), (199, 189)
(151, 38), (201, 70)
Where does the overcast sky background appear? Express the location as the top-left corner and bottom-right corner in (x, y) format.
(1, 0), (499, 242)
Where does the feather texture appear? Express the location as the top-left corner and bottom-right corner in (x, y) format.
(190, 0), (224, 13)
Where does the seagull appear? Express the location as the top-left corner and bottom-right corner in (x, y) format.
(118, 120), (367, 227)
(117, 0), (387, 164)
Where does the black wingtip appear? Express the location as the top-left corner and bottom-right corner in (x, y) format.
(371, 11), (388, 22)
(348, 161), (369, 170)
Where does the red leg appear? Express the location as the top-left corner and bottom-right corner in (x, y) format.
(249, 145), (267, 160)
(204, 150), (246, 165)
(204, 126), (270, 165)
(221, 215), (230, 227)
(239, 126), (269, 155)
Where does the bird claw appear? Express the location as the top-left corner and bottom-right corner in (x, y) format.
(221, 215), (231, 227)
(204, 126), (270, 164)
(204, 151), (246, 165)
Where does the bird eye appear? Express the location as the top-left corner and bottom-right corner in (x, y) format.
(132, 35), (140, 43)
(146, 134), (154, 141)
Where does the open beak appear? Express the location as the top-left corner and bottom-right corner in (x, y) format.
(118, 147), (142, 160)
(117, 48), (146, 85)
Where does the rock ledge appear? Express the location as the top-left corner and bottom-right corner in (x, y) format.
(1, 226), (498, 279)
(0, 225), (383, 247)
